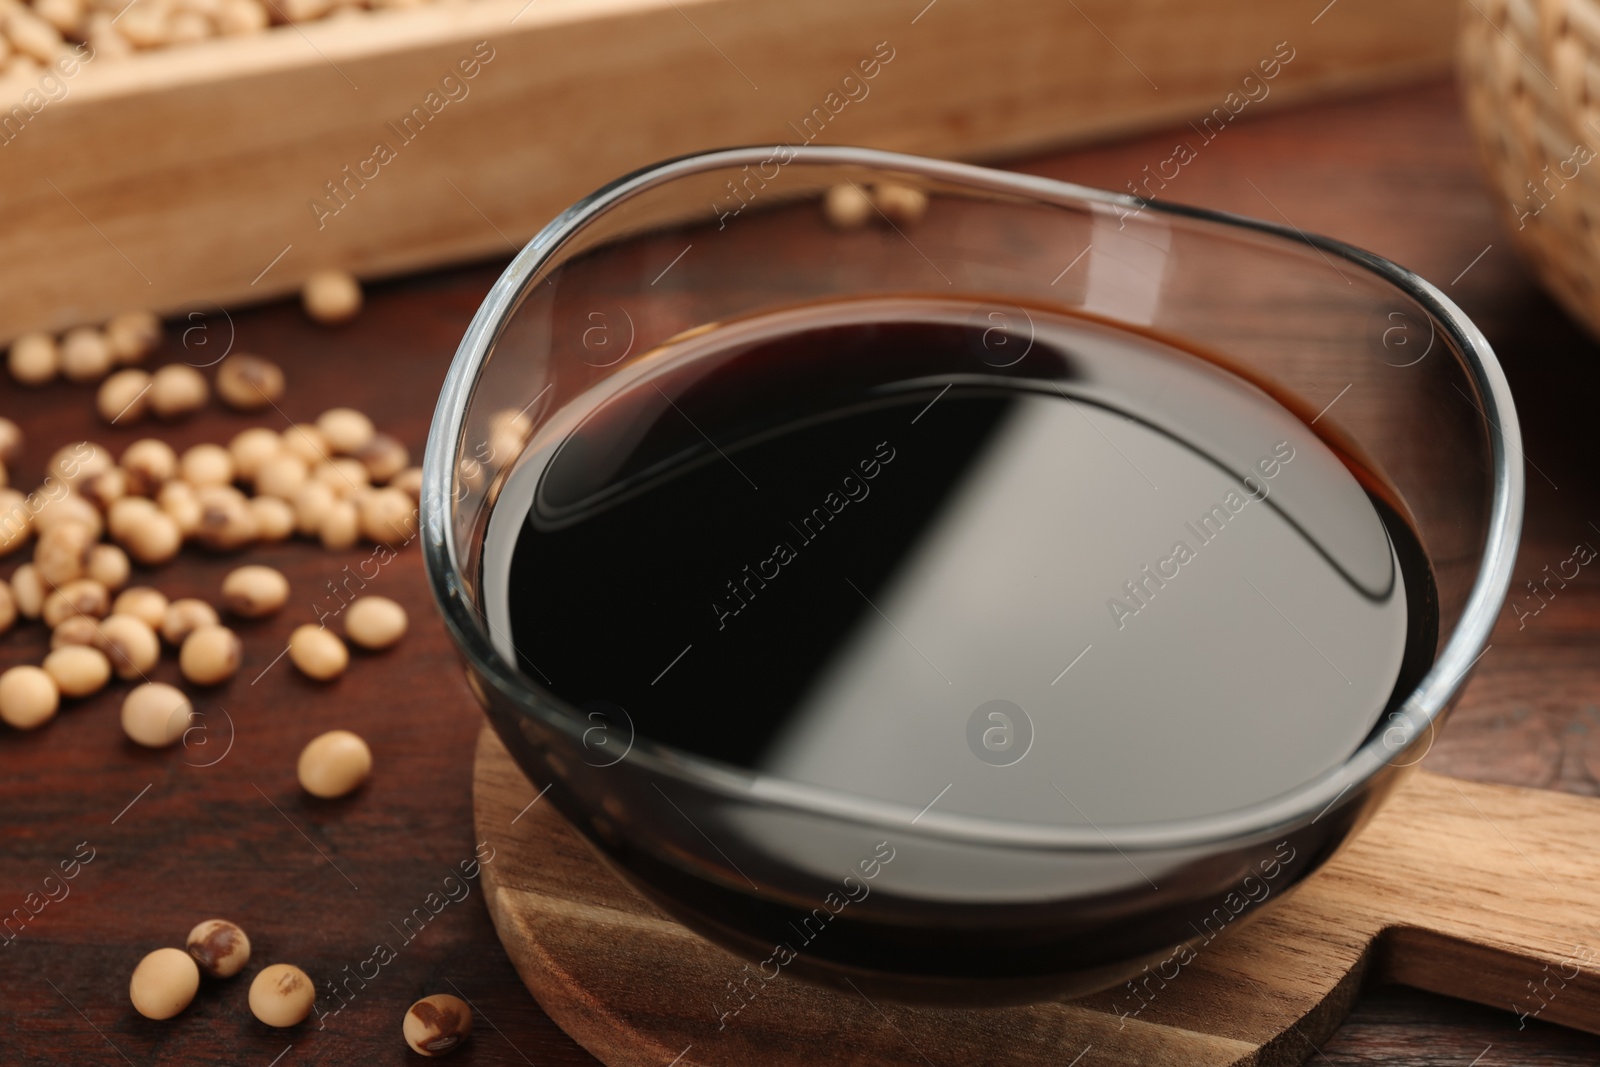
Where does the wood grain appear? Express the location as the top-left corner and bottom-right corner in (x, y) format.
(473, 729), (1600, 1067)
(4, 80), (1600, 1066)
(0, 0), (1459, 341)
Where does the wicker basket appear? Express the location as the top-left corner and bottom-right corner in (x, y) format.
(1460, 0), (1600, 336)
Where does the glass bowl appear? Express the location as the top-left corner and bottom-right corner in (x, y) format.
(421, 146), (1522, 1004)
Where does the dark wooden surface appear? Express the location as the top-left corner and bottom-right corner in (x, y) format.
(5, 77), (1600, 1066)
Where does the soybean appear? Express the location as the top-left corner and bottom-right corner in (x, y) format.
(41, 579), (110, 628)
(179, 624), (242, 686)
(344, 596), (407, 650)
(113, 587), (169, 630)
(315, 407), (374, 455)
(229, 427), (282, 482)
(186, 918), (251, 979)
(43, 645), (112, 698)
(99, 613), (161, 680)
(106, 310), (161, 365)
(97, 369), (153, 424)
(180, 443), (235, 488)
(149, 364), (208, 419)
(129, 947), (199, 1020)
(87, 544), (131, 591)
(161, 598), (219, 645)
(120, 438), (177, 496)
(297, 729), (371, 798)
(302, 269), (362, 325)
(289, 624), (347, 680)
(215, 354), (285, 411)
(248, 963), (315, 1027)
(8, 332), (58, 385)
(0, 665), (58, 729)
(221, 565), (288, 618)
(121, 682), (191, 747)
(403, 994), (473, 1057)
(60, 326), (113, 383)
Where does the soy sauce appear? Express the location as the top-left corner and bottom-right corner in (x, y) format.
(481, 297), (1436, 826)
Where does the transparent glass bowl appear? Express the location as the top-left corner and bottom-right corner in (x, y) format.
(421, 147), (1523, 1003)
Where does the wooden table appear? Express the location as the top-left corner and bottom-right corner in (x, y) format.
(5, 78), (1600, 1066)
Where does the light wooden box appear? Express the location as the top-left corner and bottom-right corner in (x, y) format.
(0, 0), (1456, 340)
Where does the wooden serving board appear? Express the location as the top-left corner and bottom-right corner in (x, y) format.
(0, 0), (1460, 341)
(473, 726), (1600, 1067)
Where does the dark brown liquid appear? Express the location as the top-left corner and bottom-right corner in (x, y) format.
(482, 297), (1436, 826)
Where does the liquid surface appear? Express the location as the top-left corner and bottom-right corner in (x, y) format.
(482, 298), (1434, 826)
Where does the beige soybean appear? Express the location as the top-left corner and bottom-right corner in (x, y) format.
(249, 963), (315, 1027)
(318, 499), (360, 550)
(0, 665), (58, 729)
(0, 582), (14, 636)
(217, 0), (269, 33)
(403, 993), (473, 1057)
(391, 466), (423, 502)
(215, 354), (285, 410)
(359, 488), (416, 545)
(157, 480), (202, 538)
(96, 369), (153, 424)
(302, 269), (362, 325)
(99, 614), (161, 680)
(113, 587), (169, 630)
(0, 417), (21, 464)
(43, 645), (112, 698)
(222, 565), (288, 618)
(487, 409), (532, 465)
(874, 182), (929, 226)
(161, 598), (219, 645)
(0, 489), (30, 556)
(80, 467), (129, 511)
(312, 457), (369, 497)
(49, 441), (113, 490)
(87, 544), (130, 591)
(297, 729), (371, 798)
(194, 485), (258, 552)
(108, 496), (159, 542)
(229, 427), (282, 481)
(11, 565), (44, 619)
(255, 453), (309, 500)
(60, 326), (114, 383)
(8, 332), (58, 385)
(149, 364), (209, 419)
(122, 508), (182, 565)
(121, 438), (177, 495)
(42, 580), (110, 628)
(7, 7), (62, 61)
(344, 596), (407, 650)
(180, 624), (242, 686)
(179, 444), (234, 488)
(34, 521), (95, 585)
(106, 310), (161, 365)
(129, 947), (200, 1021)
(823, 182), (873, 229)
(355, 433), (408, 484)
(186, 919), (251, 979)
(251, 497), (295, 542)
(280, 425), (329, 464)
(52, 615), (101, 649)
(315, 408), (374, 455)
(32, 491), (103, 540)
(289, 624), (347, 681)
(292, 481), (336, 536)
(121, 682), (192, 747)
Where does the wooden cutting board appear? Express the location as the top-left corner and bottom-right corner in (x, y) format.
(472, 726), (1600, 1067)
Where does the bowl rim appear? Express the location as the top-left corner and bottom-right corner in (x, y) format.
(421, 145), (1524, 852)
